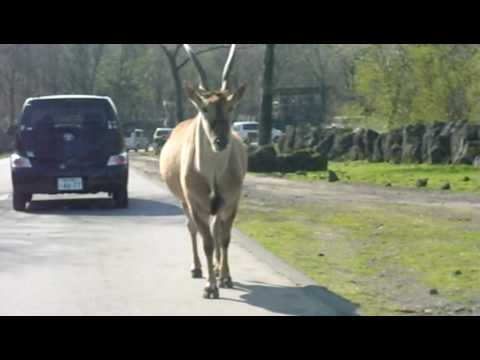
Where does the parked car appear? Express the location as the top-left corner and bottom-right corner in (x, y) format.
(152, 128), (172, 155)
(125, 129), (149, 152)
(232, 121), (283, 145)
(9, 95), (129, 211)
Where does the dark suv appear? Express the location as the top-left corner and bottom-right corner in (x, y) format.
(10, 95), (129, 211)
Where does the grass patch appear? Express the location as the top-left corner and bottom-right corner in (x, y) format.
(236, 202), (480, 315)
(261, 161), (480, 194)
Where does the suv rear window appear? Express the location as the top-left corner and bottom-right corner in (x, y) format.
(22, 100), (114, 129)
(156, 130), (171, 136)
(243, 124), (259, 131)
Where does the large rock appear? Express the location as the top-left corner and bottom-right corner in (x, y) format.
(248, 146), (328, 173)
(449, 121), (467, 162)
(364, 129), (380, 160)
(350, 128), (379, 161)
(330, 130), (354, 160)
(248, 145), (278, 173)
(422, 122), (451, 164)
(328, 170), (339, 182)
(277, 150), (328, 173)
(278, 125), (320, 153)
(277, 126), (296, 153)
(306, 127), (322, 149)
(314, 129), (336, 157)
(474, 156), (480, 168)
(383, 128), (403, 162)
(402, 124), (426, 163)
(450, 123), (480, 164)
(372, 134), (386, 162)
(453, 140), (480, 165)
(349, 129), (366, 161)
(390, 144), (403, 164)
(293, 125), (313, 151)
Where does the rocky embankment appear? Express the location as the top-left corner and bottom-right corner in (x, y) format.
(277, 121), (480, 166)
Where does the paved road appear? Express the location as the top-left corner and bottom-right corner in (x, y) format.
(0, 157), (342, 316)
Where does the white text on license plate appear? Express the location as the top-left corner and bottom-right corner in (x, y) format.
(58, 178), (83, 191)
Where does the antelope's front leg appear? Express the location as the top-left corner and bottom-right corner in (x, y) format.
(194, 213), (219, 299)
(188, 218), (202, 279)
(183, 204), (202, 279)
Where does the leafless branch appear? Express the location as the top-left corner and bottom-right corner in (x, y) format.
(176, 44), (255, 71)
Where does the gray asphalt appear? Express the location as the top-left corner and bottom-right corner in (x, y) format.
(0, 157), (341, 316)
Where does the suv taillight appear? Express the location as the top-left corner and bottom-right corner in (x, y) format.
(107, 152), (128, 166)
(10, 153), (32, 169)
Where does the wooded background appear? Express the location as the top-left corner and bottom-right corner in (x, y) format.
(1, 44), (480, 137)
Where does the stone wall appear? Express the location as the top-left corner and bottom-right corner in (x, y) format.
(277, 121), (480, 165)
(248, 145), (328, 173)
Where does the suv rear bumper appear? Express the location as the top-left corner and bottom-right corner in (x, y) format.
(12, 165), (128, 195)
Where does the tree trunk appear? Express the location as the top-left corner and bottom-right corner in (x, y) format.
(90, 44), (105, 93)
(319, 81), (327, 125)
(9, 70), (16, 126)
(160, 45), (185, 126)
(173, 68), (185, 125)
(259, 44), (276, 146)
(160, 44), (236, 126)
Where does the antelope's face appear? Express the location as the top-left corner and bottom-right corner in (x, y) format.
(186, 84), (246, 153)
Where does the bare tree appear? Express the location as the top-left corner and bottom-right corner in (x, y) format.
(159, 45), (186, 126)
(159, 44), (250, 125)
(62, 44), (106, 93)
(41, 45), (63, 94)
(259, 44), (276, 146)
(0, 44), (25, 125)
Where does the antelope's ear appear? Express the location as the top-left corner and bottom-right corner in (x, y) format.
(227, 83), (247, 106)
(185, 82), (208, 109)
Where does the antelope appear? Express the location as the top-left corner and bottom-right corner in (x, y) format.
(159, 44), (248, 299)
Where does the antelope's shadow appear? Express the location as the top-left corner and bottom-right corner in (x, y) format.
(223, 281), (360, 316)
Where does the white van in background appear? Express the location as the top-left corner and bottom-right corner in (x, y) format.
(125, 129), (150, 152)
(233, 122), (283, 145)
(152, 128), (173, 154)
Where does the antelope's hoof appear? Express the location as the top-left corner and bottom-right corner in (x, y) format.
(219, 277), (234, 289)
(203, 287), (220, 299)
(191, 269), (203, 279)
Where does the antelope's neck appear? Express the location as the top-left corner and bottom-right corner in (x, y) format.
(194, 114), (231, 192)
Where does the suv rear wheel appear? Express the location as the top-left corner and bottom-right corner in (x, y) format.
(13, 191), (30, 211)
(113, 187), (128, 209)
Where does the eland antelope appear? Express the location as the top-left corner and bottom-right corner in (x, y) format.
(159, 44), (248, 299)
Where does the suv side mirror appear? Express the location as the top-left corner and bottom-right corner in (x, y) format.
(6, 124), (18, 136)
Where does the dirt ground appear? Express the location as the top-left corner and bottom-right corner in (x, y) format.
(243, 173), (480, 213)
(243, 176), (480, 314)
(130, 154), (480, 315)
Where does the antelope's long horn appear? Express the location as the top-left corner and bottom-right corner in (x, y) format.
(221, 44), (237, 91)
(183, 44), (210, 90)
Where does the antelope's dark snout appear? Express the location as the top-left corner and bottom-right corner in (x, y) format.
(214, 137), (229, 151)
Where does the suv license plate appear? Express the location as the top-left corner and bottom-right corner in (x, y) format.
(58, 178), (83, 191)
